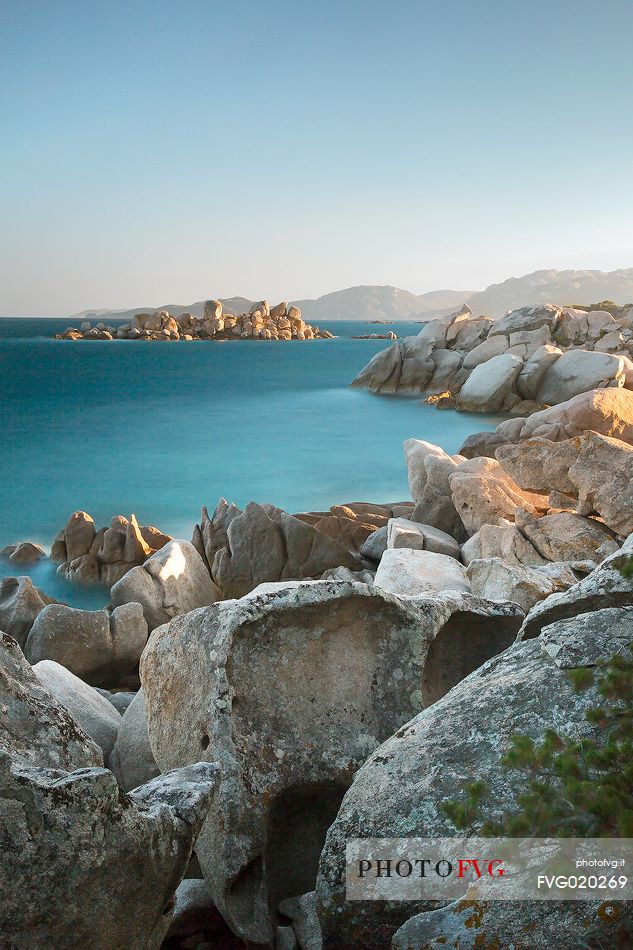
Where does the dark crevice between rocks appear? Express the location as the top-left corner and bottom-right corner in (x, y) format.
(265, 782), (349, 927)
(422, 611), (521, 706)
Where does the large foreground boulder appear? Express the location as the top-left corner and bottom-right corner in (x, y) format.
(316, 605), (631, 948)
(0, 632), (102, 770)
(141, 582), (521, 946)
(0, 632), (219, 950)
(111, 540), (220, 631)
(0, 762), (219, 950)
(25, 602), (148, 686)
(392, 894), (633, 950)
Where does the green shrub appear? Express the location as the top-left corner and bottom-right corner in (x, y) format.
(442, 644), (633, 837)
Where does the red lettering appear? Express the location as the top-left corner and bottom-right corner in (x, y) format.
(457, 859), (482, 878)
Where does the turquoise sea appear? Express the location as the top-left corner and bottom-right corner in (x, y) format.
(0, 318), (502, 606)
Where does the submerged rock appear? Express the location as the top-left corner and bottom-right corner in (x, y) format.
(0, 541), (46, 564)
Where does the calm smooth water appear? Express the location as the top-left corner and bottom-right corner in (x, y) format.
(0, 317), (502, 606)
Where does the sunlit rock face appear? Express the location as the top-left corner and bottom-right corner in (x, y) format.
(52, 510), (171, 586)
(403, 439), (467, 541)
(351, 301), (633, 412)
(111, 539), (220, 632)
(492, 430), (633, 538)
(448, 457), (549, 536)
(459, 386), (633, 458)
(57, 300), (334, 342)
(140, 580), (521, 946)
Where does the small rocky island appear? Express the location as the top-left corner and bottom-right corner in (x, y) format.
(57, 299), (334, 342)
(351, 331), (398, 340)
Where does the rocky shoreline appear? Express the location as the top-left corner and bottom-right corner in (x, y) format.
(352, 300), (633, 413)
(57, 299), (334, 342)
(1, 371), (633, 946)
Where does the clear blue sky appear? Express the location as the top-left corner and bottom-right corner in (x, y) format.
(1, 0), (632, 314)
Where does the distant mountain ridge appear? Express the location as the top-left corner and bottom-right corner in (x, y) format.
(70, 268), (633, 323)
(466, 268), (633, 317)
(293, 286), (472, 321)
